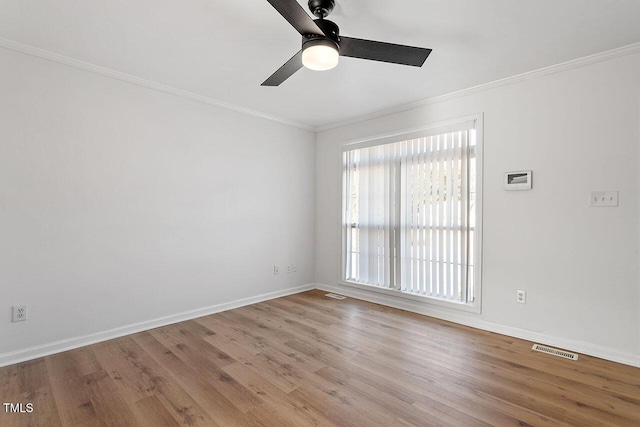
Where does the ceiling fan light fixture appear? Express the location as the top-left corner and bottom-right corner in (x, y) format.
(302, 39), (339, 71)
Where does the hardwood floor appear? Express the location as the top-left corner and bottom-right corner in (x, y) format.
(2, 290), (640, 426)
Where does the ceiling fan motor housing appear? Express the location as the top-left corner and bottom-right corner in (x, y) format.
(308, 0), (335, 18)
(303, 18), (340, 50)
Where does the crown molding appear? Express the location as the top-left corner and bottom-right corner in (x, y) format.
(3, 37), (639, 134)
(316, 42), (640, 132)
(0, 38), (315, 132)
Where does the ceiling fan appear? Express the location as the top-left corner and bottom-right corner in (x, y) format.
(262, 0), (432, 86)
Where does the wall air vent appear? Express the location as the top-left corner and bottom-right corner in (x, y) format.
(325, 293), (347, 300)
(532, 344), (579, 360)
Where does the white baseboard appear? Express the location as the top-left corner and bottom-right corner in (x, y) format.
(0, 284), (314, 368)
(4, 282), (639, 369)
(314, 283), (640, 368)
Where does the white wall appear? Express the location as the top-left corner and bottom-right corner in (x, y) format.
(3, 44), (640, 368)
(0, 48), (316, 361)
(316, 52), (640, 363)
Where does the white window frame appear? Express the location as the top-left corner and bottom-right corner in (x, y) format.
(340, 114), (483, 313)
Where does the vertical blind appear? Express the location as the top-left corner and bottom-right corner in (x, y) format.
(342, 123), (477, 304)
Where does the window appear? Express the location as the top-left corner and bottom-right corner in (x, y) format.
(341, 116), (482, 310)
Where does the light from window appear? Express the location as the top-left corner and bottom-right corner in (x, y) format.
(342, 120), (480, 306)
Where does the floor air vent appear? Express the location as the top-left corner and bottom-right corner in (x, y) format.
(325, 293), (347, 300)
(532, 344), (579, 360)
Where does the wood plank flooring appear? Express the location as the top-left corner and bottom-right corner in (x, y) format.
(2, 289), (640, 426)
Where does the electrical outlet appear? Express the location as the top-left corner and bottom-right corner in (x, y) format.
(12, 305), (27, 322)
(516, 290), (526, 304)
(286, 265), (291, 274)
(273, 265), (279, 275)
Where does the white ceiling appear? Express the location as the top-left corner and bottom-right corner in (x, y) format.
(2, 0), (640, 128)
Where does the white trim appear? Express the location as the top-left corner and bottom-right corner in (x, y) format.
(339, 280), (480, 313)
(472, 115), (484, 312)
(315, 282), (640, 368)
(3, 283), (639, 369)
(0, 38), (314, 132)
(341, 117), (478, 151)
(317, 42), (640, 132)
(0, 284), (314, 368)
(3, 38), (639, 134)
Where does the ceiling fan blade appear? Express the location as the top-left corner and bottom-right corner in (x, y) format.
(339, 36), (432, 67)
(266, 0), (325, 37)
(261, 50), (303, 86)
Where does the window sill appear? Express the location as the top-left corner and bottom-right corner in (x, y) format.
(339, 280), (482, 314)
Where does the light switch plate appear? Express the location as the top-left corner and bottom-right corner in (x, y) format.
(589, 191), (618, 207)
